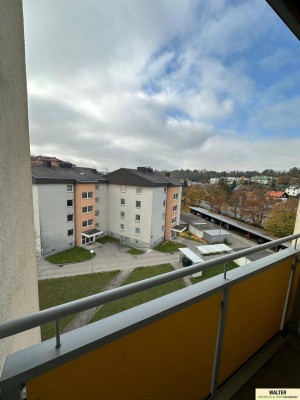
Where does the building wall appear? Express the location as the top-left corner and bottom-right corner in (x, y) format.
(107, 184), (154, 248)
(95, 183), (108, 235)
(150, 187), (167, 247)
(32, 184), (42, 256)
(165, 186), (182, 240)
(34, 184), (75, 256)
(75, 183), (96, 246)
(0, 0), (40, 373)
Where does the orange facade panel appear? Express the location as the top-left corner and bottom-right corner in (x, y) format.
(75, 183), (96, 246)
(165, 187), (180, 240)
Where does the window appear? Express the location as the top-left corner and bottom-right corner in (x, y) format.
(172, 217), (177, 224)
(135, 214), (140, 222)
(67, 184), (73, 192)
(67, 214), (73, 222)
(162, 225), (164, 231)
(136, 187), (142, 195)
(82, 219), (93, 228)
(67, 229), (73, 236)
(121, 198), (125, 205)
(120, 185), (125, 193)
(82, 205), (93, 213)
(164, 187), (167, 193)
(163, 200), (166, 206)
(136, 200), (141, 208)
(162, 212), (165, 219)
(67, 200), (73, 207)
(120, 211), (125, 218)
(95, 185), (99, 190)
(95, 222), (99, 228)
(120, 224), (124, 231)
(135, 227), (140, 235)
(82, 192), (93, 199)
(173, 193), (178, 200)
(172, 205), (178, 212)
(95, 210), (99, 216)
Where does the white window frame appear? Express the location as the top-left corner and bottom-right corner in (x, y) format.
(120, 185), (126, 193)
(121, 198), (125, 206)
(67, 184), (73, 192)
(67, 229), (74, 236)
(173, 193), (178, 200)
(136, 200), (141, 208)
(82, 205), (94, 214)
(135, 227), (140, 235)
(135, 214), (140, 222)
(163, 200), (166, 206)
(164, 187), (167, 193)
(67, 214), (74, 222)
(120, 223), (125, 231)
(82, 219), (93, 228)
(82, 192), (93, 199)
(67, 199), (73, 208)
(136, 187), (142, 195)
(172, 205), (178, 212)
(120, 211), (125, 219)
(95, 185), (99, 190)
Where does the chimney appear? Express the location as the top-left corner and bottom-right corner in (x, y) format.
(91, 168), (97, 173)
(165, 172), (170, 177)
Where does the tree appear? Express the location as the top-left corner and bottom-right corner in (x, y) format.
(265, 199), (298, 237)
(206, 184), (228, 213)
(185, 185), (207, 206)
(244, 188), (274, 227)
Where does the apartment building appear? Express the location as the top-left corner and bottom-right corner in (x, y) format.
(106, 167), (182, 248)
(32, 165), (182, 254)
(32, 164), (107, 256)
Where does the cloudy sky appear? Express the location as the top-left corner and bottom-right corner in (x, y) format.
(23, 0), (300, 172)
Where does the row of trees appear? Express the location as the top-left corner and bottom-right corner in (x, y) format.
(184, 184), (298, 237)
(167, 167), (300, 185)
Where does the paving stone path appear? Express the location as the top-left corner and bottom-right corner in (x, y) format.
(63, 268), (133, 333)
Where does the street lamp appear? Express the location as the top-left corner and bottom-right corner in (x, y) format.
(90, 250), (94, 275)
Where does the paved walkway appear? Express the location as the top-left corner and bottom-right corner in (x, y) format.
(37, 242), (181, 280)
(63, 268), (133, 333)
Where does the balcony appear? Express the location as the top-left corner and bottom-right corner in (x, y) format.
(1, 234), (300, 399)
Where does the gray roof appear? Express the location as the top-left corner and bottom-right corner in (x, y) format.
(203, 229), (229, 237)
(32, 165), (107, 184)
(106, 168), (182, 187)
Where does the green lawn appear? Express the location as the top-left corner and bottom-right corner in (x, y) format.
(46, 247), (95, 265)
(39, 271), (119, 340)
(89, 264), (185, 323)
(154, 241), (186, 252)
(127, 248), (144, 255)
(191, 261), (239, 284)
(96, 235), (120, 244)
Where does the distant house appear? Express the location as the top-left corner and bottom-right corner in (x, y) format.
(286, 186), (300, 197)
(251, 175), (274, 185)
(266, 191), (288, 201)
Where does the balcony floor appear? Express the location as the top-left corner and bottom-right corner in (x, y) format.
(233, 336), (300, 399)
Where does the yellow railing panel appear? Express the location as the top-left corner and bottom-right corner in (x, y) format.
(218, 260), (291, 385)
(27, 293), (221, 400)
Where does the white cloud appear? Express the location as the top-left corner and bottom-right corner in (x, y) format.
(24, 0), (300, 173)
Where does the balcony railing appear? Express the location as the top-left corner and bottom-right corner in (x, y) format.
(1, 233), (300, 400)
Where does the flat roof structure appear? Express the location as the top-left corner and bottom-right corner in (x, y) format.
(196, 244), (232, 255)
(178, 248), (203, 264)
(203, 229), (229, 237)
(189, 206), (277, 242)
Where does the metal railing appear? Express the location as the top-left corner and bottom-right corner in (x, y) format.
(0, 233), (299, 349)
(0, 233), (299, 400)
